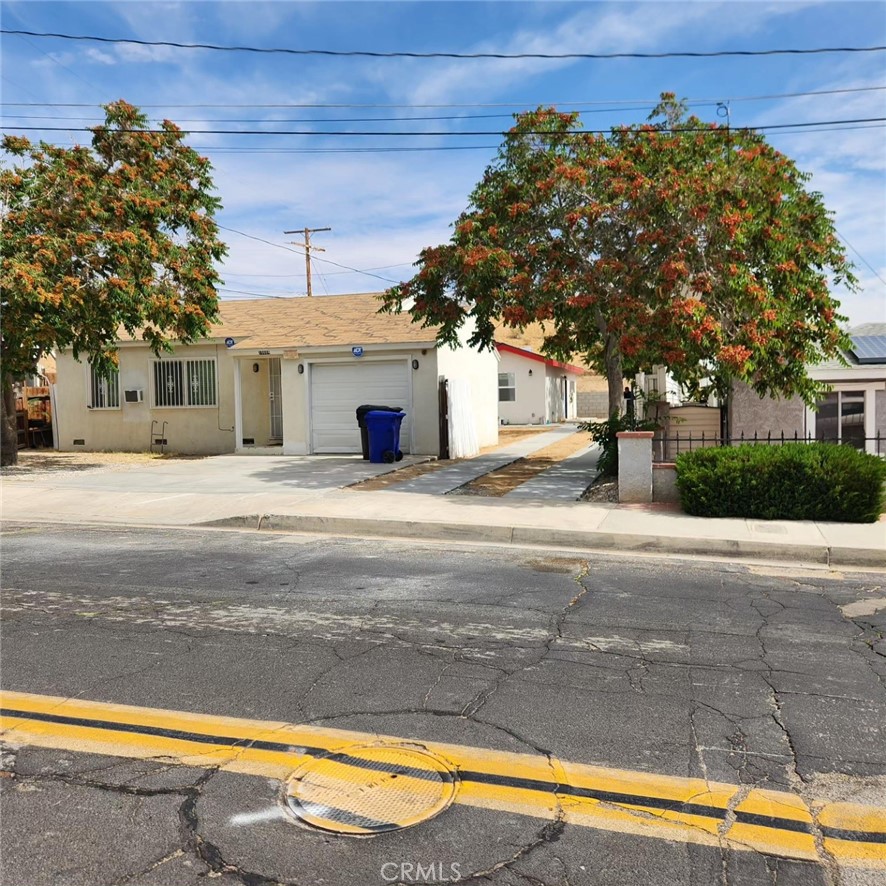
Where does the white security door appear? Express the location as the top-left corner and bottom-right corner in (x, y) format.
(310, 361), (410, 453)
(269, 358), (283, 441)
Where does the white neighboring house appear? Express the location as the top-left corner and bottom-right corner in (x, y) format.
(52, 293), (499, 457)
(495, 342), (583, 425)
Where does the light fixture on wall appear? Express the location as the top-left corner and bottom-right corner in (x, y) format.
(297, 364), (305, 374)
(411, 359), (420, 370)
(252, 363), (260, 373)
(528, 369), (533, 377)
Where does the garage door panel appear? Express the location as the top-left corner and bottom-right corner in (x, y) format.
(310, 362), (411, 453)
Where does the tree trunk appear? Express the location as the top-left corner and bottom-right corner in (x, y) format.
(1, 375), (19, 466)
(603, 334), (624, 417)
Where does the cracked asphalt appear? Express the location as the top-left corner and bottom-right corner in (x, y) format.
(1, 522), (885, 886)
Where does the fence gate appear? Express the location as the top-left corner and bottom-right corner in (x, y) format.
(438, 378), (450, 460)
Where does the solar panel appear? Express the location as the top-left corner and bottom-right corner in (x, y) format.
(850, 335), (886, 364)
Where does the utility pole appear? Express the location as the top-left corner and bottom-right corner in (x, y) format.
(284, 226), (331, 297)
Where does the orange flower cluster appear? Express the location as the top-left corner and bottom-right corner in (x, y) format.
(502, 306), (530, 325)
(718, 344), (752, 369)
(660, 259), (689, 282)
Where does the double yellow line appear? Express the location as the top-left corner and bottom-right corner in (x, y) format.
(1, 690), (884, 867)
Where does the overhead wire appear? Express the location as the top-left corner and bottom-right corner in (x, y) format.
(217, 225), (402, 284)
(6, 116), (886, 137)
(835, 230), (886, 289)
(3, 29), (884, 59)
(4, 86), (884, 111)
(5, 85), (885, 125)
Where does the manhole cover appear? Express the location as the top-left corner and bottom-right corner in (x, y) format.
(284, 744), (457, 835)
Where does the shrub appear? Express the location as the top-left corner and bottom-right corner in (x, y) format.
(675, 443), (886, 523)
(579, 412), (659, 477)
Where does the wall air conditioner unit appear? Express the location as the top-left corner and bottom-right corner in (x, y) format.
(123, 389), (145, 403)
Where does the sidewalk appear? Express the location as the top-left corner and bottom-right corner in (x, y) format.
(3, 471), (883, 568)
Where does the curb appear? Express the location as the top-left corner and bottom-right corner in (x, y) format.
(198, 513), (883, 567)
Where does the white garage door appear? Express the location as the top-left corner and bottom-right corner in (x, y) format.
(310, 361), (411, 453)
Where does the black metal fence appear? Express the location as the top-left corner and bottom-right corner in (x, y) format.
(652, 431), (885, 463)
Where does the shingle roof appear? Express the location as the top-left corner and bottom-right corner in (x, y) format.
(122, 293), (439, 349)
(849, 323), (886, 337)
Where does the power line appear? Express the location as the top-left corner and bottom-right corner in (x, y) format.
(836, 230), (886, 289)
(4, 86), (884, 110)
(217, 225), (401, 284)
(224, 263), (413, 278)
(5, 117), (886, 137)
(23, 122), (886, 156)
(3, 29), (884, 59)
(7, 86), (885, 125)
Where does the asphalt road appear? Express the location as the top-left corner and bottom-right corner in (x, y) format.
(2, 523), (885, 886)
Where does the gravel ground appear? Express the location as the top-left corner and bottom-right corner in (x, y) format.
(579, 476), (618, 503)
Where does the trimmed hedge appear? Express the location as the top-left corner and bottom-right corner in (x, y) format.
(675, 443), (886, 523)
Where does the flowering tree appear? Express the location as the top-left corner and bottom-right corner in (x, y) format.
(1, 100), (226, 465)
(381, 95), (855, 416)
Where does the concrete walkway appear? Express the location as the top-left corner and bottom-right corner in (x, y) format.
(386, 425), (579, 494)
(505, 443), (601, 501)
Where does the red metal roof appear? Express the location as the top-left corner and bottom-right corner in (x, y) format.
(495, 341), (584, 375)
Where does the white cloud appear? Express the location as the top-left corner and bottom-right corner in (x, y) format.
(85, 48), (118, 65)
(383, 1), (826, 106)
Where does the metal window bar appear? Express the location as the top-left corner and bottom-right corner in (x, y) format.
(186, 359), (216, 406)
(154, 361), (184, 407)
(90, 366), (119, 409)
(653, 431), (885, 461)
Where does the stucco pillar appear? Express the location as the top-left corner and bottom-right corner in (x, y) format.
(617, 431), (654, 503)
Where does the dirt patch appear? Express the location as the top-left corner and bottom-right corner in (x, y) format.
(349, 458), (457, 491)
(1, 450), (203, 477)
(450, 431), (592, 497)
(351, 426), (554, 492)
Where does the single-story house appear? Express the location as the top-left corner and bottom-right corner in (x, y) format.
(493, 321), (609, 418)
(53, 293), (499, 456)
(495, 342), (584, 425)
(729, 323), (886, 455)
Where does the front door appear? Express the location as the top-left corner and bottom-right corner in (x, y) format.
(269, 358), (283, 442)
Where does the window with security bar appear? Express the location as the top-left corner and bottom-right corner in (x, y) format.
(152, 359), (217, 407)
(89, 364), (120, 409)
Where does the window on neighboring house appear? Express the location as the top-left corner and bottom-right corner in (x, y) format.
(498, 372), (516, 402)
(89, 364), (120, 409)
(815, 390), (865, 449)
(152, 359), (217, 407)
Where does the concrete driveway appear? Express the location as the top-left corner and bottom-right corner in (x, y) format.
(2, 453), (432, 496)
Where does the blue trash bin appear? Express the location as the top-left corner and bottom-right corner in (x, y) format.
(365, 410), (406, 464)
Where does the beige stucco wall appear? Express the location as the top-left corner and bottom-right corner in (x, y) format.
(55, 336), (498, 458)
(652, 463), (680, 503)
(239, 358), (273, 447)
(281, 357), (308, 455)
(54, 343), (237, 454)
(728, 380), (807, 441)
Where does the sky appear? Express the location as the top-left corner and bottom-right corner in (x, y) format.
(1, 0), (885, 326)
